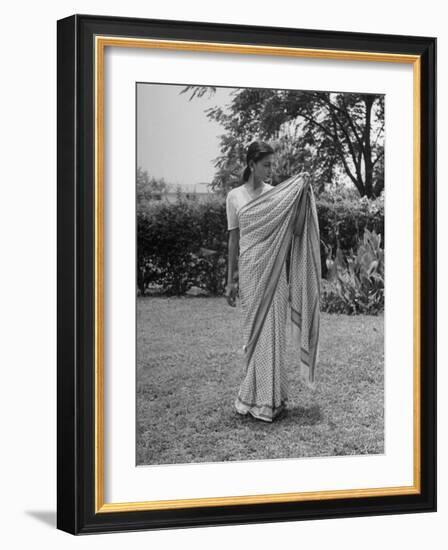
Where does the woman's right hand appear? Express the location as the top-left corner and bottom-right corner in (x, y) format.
(225, 282), (238, 307)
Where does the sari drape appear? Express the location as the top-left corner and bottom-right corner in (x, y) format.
(234, 172), (321, 421)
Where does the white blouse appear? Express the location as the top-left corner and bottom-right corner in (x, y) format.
(226, 182), (273, 230)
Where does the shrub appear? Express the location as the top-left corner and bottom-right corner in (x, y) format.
(137, 190), (384, 299)
(317, 192), (384, 279)
(321, 228), (384, 315)
(320, 279), (351, 314)
(137, 198), (228, 295)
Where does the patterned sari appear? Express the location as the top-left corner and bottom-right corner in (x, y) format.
(234, 172), (321, 422)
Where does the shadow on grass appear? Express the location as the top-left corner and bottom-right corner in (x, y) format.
(231, 404), (322, 427)
(282, 404), (322, 425)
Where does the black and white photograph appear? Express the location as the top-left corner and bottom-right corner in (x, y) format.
(136, 82), (385, 466)
(0, 0), (441, 543)
(55, 6), (437, 538)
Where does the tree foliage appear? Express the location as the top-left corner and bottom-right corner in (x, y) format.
(180, 86), (384, 198)
(136, 167), (168, 209)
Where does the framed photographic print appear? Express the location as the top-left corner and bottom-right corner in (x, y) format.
(57, 14), (436, 534)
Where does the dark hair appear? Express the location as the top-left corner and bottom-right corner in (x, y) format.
(241, 141), (274, 182)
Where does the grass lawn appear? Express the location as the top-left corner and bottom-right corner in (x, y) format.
(136, 296), (384, 465)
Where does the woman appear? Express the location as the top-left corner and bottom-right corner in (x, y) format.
(225, 141), (321, 422)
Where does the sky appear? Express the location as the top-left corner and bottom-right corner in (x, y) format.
(136, 83), (384, 191)
(137, 83), (233, 188)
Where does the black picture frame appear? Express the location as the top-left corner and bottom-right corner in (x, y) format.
(57, 13), (437, 535)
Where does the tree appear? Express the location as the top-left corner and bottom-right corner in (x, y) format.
(180, 86), (384, 198)
(136, 167), (168, 206)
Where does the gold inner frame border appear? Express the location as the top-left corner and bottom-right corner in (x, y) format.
(94, 35), (421, 513)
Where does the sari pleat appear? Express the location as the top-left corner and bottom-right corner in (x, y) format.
(234, 172), (321, 422)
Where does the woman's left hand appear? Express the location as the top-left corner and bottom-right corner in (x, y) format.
(225, 282), (238, 307)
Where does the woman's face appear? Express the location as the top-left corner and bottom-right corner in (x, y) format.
(252, 154), (273, 183)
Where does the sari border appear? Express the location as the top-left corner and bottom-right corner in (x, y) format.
(235, 396), (287, 422)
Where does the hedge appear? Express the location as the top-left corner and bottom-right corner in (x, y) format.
(137, 198), (228, 295)
(137, 193), (384, 297)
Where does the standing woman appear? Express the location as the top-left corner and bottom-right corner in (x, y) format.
(225, 141), (322, 422)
